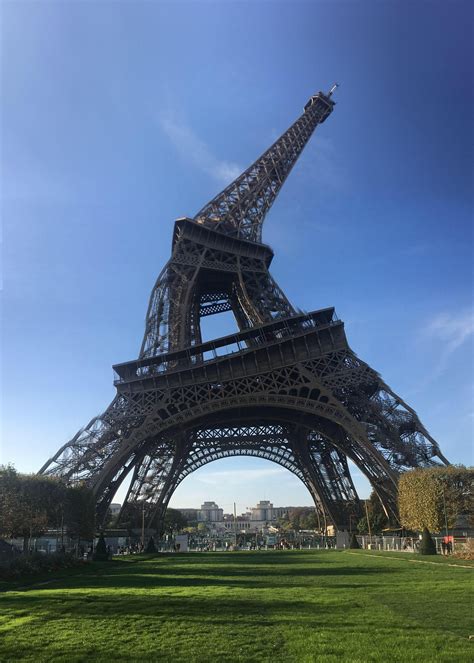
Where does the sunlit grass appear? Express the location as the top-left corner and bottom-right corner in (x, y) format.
(0, 550), (472, 662)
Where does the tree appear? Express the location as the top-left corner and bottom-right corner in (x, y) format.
(0, 465), (26, 538)
(163, 508), (188, 535)
(119, 502), (143, 531)
(279, 507), (320, 531)
(300, 511), (319, 530)
(277, 513), (292, 532)
(420, 527), (437, 555)
(349, 532), (360, 549)
(0, 466), (95, 551)
(0, 466), (66, 549)
(64, 484), (95, 541)
(357, 492), (388, 534)
(398, 466), (473, 532)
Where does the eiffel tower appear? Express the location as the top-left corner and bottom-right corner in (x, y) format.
(40, 85), (448, 530)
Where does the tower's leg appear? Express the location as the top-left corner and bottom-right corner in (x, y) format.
(117, 434), (194, 533)
(291, 427), (361, 530)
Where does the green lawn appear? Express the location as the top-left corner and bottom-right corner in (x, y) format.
(0, 550), (472, 662)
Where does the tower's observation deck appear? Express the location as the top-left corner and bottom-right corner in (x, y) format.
(303, 90), (335, 118)
(114, 308), (343, 388)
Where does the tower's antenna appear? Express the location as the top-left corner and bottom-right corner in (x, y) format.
(328, 83), (339, 97)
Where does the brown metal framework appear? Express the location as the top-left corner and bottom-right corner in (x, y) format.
(40, 87), (448, 530)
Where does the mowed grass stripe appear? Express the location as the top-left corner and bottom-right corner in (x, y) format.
(345, 549), (474, 568)
(0, 550), (472, 662)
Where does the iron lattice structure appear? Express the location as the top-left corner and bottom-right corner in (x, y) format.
(40, 87), (448, 529)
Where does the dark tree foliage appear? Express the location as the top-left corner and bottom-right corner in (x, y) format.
(120, 505), (188, 535)
(0, 465), (64, 544)
(357, 492), (389, 534)
(420, 527), (437, 555)
(278, 507), (319, 531)
(349, 532), (361, 549)
(399, 466), (473, 532)
(118, 502), (143, 531)
(93, 533), (109, 561)
(64, 483), (96, 541)
(0, 466), (95, 547)
(163, 508), (188, 535)
(145, 536), (157, 553)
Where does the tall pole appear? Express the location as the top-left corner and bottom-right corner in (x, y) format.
(442, 483), (449, 544)
(365, 499), (372, 548)
(60, 509), (64, 550)
(322, 508), (328, 547)
(233, 502), (237, 547)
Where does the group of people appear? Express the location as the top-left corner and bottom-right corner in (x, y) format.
(116, 543), (145, 555)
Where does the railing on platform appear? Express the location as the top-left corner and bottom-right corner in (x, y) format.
(113, 308), (341, 385)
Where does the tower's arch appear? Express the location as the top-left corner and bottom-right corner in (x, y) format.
(93, 402), (398, 531)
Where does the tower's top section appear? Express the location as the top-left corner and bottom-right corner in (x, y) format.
(193, 85), (336, 243)
(304, 84), (338, 117)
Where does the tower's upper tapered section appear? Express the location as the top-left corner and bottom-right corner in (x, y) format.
(193, 89), (336, 243)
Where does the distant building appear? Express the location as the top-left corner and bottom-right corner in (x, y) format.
(175, 502), (223, 523)
(175, 500), (293, 532)
(198, 501), (224, 522)
(250, 500), (290, 522)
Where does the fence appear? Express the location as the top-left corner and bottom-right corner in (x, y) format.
(354, 535), (470, 554)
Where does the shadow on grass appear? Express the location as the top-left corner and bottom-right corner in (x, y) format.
(135, 551), (340, 566)
(0, 591), (360, 625)
(0, 554), (375, 596)
(2, 589), (469, 641)
(2, 560), (391, 594)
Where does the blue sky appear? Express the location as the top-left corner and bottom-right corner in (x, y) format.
(2, 1), (473, 512)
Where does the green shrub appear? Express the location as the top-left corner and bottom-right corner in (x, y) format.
(0, 551), (83, 580)
(349, 533), (360, 549)
(145, 536), (156, 554)
(420, 527), (437, 555)
(92, 534), (109, 561)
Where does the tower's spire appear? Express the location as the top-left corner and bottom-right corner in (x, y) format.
(193, 89), (335, 243)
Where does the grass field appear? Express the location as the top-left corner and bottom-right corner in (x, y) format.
(0, 550), (472, 662)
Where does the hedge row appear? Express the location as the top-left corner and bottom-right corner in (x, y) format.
(0, 551), (85, 580)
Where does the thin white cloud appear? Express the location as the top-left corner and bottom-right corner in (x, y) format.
(426, 310), (474, 354)
(195, 467), (287, 486)
(400, 242), (433, 258)
(415, 308), (474, 387)
(159, 114), (241, 185)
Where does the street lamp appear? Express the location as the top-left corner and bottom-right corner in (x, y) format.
(141, 501), (146, 550)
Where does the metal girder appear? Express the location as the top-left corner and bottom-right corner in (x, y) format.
(40, 86), (449, 533)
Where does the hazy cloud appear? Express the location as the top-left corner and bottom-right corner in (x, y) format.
(425, 309), (474, 354)
(415, 308), (474, 387)
(159, 114), (242, 185)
